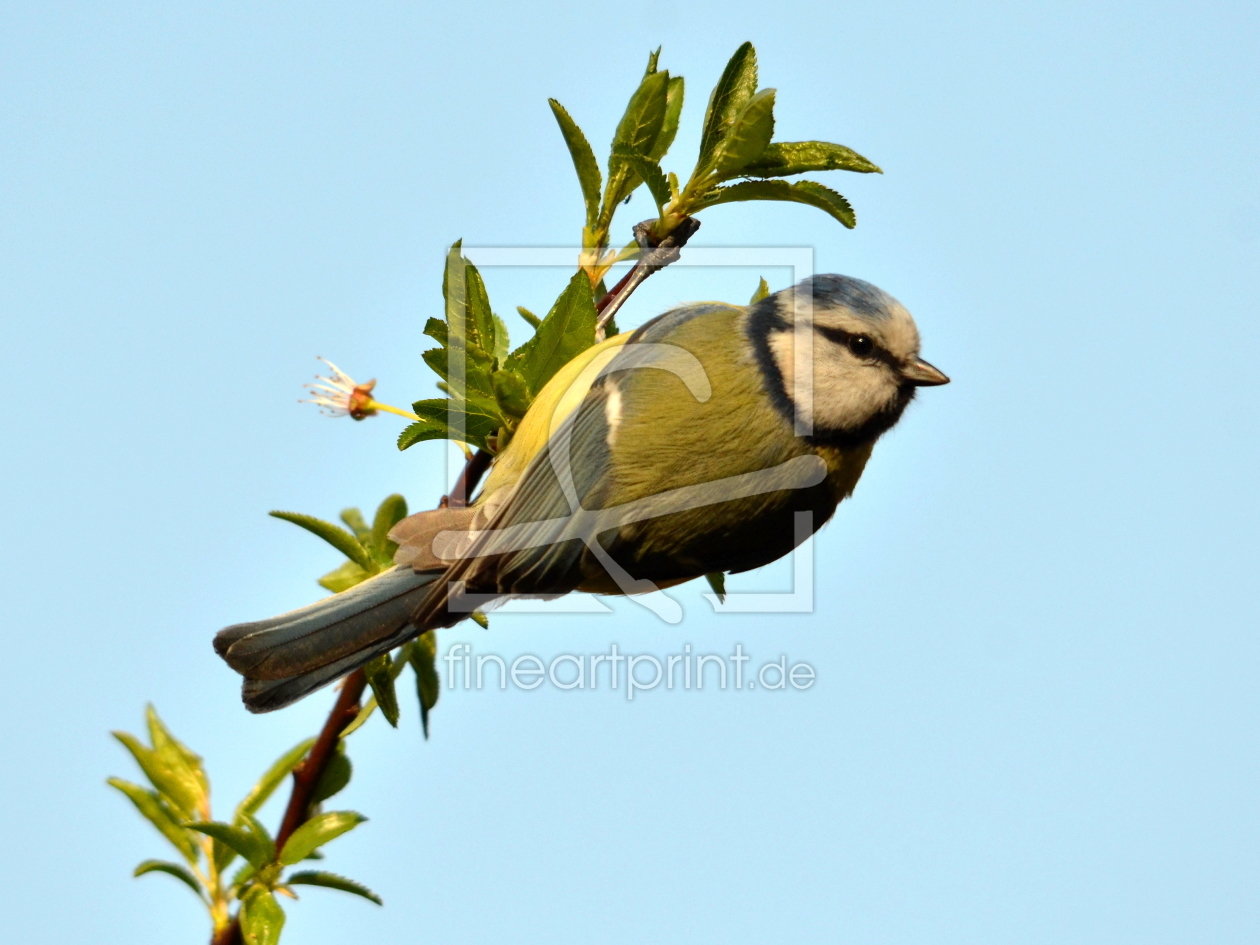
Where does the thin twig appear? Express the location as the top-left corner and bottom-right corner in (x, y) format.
(594, 216), (700, 341)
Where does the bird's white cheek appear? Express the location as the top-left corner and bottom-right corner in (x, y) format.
(810, 360), (898, 431)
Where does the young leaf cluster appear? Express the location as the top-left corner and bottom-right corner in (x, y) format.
(400, 244), (596, 457)
(270, 493), (442, 733)
(549, 43), (881, 290)
(109, 707), (380, 945)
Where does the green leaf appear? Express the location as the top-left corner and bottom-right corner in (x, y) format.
(705, 572), (728, 603)
(187, 821), (271, 869)
(442, 244), (498, 365)
(491, 311), (510, 363)
(144, 706), (209, 816)
(237, 738), (316, 819)
(239, 812), (277, 864)
(712, 88), (775, 176)
(134, 860), (204, 898)
(279, 811), (367, 866)
(370, 493), (408, 563)
(648, 75), (685, 162)
(312, 745), (353, 803)
(644, 46), (661, 76)
(111, 731), (202, 819)
(422, 316), (448, 346)
(107, 778), (199, 864)
(505, 271), (597, 395)
(549, 99), (603, 231)
(741, 140), (882, 177)
(698, 42), (759, 173)
(469, 611), (489, 629)
(240, 886), (286, 945)
(213, 837), (239, 875)
(286, 870), (383, 905)
(338, 507), (371, 544)
(410, 632), (440, 739)
(318, 559), (372, 593)
(364, 653), (400, 728)
(749, 277), (771, 304)
(700, 178), (856, 228)
(612, 69), (670, 162)
(397, 418), (447, 452)
(268, 512), (376, 572)
(516, 306), (541, 330)
(404, 399), (501, 452)
(491, 369), (531, 420)
(615, 150), (670, 213)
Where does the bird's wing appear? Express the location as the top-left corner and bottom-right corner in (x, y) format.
(411, 301), (826, 617)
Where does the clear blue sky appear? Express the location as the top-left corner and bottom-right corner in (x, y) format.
(2, 2), (1257, 942)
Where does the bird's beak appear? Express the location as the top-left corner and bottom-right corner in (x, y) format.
(902, 357), (950, 387)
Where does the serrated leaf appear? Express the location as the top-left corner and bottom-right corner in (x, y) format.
(649, 75), (685, 162)
(187, 821), (270, 869)
(465, 265), (498, 359)
(364, 653), (400, 728)
(318, 559), (372, 593)
(549, 100), (603, 231)
(111, 732), (201, 819)
(410, 632), (440, 739)
(239, 812), (277, 864)
(339, 508), (371, 545)
(700, 178), (856, 228)
(240, 886), (286, 945)
(107, 778), (200, 863)
(704, 572), (728, 603)
(397, 418), (447, 452)
(237, 738), (316, 820)
(713, 88), (775, 176)
(134, 860), (204, 897)
(370, 493), (408, 563)
(749, 277), (771, 304)
(422, 316), (448, 346)
(442, 244), (498, 367)
(491, 312), (510, 363)
(144, 706), (209, 817)
(698, 42), (759, 173)
(505, 271), (597, 395)
(312, 746), (353, 803)
(615, 150), (670, 213)
(612, 69), (670, 162)
(405, 399), (501, 452)
(516, 306), (541, 330)
(268, 512), (376, 572)
(741, 140), (882, 177)
(491, 369), (531, 420)
(279, 811), (367, 865)
(286, 870), (383, 905)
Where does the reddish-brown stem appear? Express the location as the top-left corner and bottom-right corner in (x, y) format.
(274, 670), (368, 850)
(445, 448), (492, 508)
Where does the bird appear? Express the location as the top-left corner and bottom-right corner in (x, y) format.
(215, 274), (949, 712)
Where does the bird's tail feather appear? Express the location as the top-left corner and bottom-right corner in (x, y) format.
(214, 565), (439, 713)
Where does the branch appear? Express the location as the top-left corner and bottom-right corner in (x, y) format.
(594, 216), (700, 341)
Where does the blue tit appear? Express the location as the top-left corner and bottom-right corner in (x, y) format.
(216, 274), (948, 711)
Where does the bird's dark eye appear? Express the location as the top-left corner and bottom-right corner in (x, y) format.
(848, 335), (874, 358)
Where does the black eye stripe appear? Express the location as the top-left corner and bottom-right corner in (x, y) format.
(815, 325), (896, 365)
